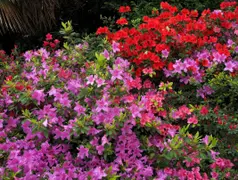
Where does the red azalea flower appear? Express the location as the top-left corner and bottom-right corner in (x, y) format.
(2, 85), (9, 93)
(96, 26), (109, 35)
(200, 106), (209, 116)
(46, 33), (53, 41)
(160, 2), (177, 13)
(220, 1), (237, 9)
(58, 68), (72, 79)
(201, 59), (209, 67)
(43, 41), (49, 47)
(118, 6), (131, 13)
(116, 18), (128, 25)
(54, 39), (60, 44)
(26, 85), (32, 91)
(6, 75), (12, 81)
(15, 82), (24, 91)
(167, 62), (174, 71)
(50, 42), (56, 48)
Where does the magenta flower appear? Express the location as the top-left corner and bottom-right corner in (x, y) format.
(163, 68), (173, 77)
(129, 104), (141, 118)
(87, 127), (102, 135)
(74, 103), (86, 116)
(203, 85), (214, 95)
(48, 86), (58, 96)
(0, 119), (3, 129)
(109, 68), (123, 81)
(92, 167), (107, 179)
(31, 89), (45, 104)
(112, 41), (120, 53)
(210, 150), (220, 160)
(168, 128), (176, 138)
(96, 78), (105, 87)
(59, 93), (71, 107)
(224, 61), (236, 72)
(90, 137), (99, 146)
(235, 46), (238, 53)
(101, 135), (109, 146)
(77, 145), (89, 159)
(114, 57), (130, 69)
(227, 39), (234, 47)
(102, 49), (110, 60)
(54, 49), (63, 57)
(211, 171), (219, 179)
(75, 43), (83, 50)
(187, 115), (198, 124)
(161, 49), (169, 58)
(156, 170), (167, 180)
(23, 51), (33, 62)
(67, 79), (81, 94)
(96, 145), (104, 155)
(173, 60), (185, 74)
(213, 52), (227, 63)
(202, 135), (209, 145)
(42, 119), (48, 127)
(86, 75), (95, 85)
(96, 98), (109, 112)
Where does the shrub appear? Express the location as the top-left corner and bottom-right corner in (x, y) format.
(0, 1), (237, 179)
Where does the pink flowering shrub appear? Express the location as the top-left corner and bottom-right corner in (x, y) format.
(0, 2), (238, 180)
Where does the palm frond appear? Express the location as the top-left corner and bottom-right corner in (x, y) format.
(0, 0), (28, 35)
(18, 0), (59, 33)
(0, 0), (59, 35)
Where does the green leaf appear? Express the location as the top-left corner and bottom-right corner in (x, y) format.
(63, 42), (70, 50)
(95, 52), (106, 67)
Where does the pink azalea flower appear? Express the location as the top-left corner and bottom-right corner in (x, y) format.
(96, 98), (109, 112)
(23, 51), (33, 62)
(187, 115), (198, 124)
(168, 128), (176, 138)
(213, 52), (227, 63)
(96, 78), (105, 87)
(0, 119), (3, 129)
(42, 119), (49, 127)
(161, 49), (169, 58)
(129, 104), (141, 118)
(112, 41), (120, 53)
(102, 49), (110, 60)
(210, 150), (220, 160)
(211, 171), (218, 179)
(87, 127), (102, 135)
(46, 33), (52, 40)
(202, 135), (209, 145)
(59, 93), (71, 107)
(92, 167), (107, 179)
(31, 89), (45, 104)
(48, 86), (58, 96)
(86, 75), (95, 85)
(74, 103), (86, 116)
(224, 61), (236, 72)
(109, 68), (123, 81)
(101, 135), (109, 146)
(77, 145), (89, 159)
(96, 145), (104, 155)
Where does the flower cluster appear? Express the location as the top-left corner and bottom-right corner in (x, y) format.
(98, 1), (237, 84)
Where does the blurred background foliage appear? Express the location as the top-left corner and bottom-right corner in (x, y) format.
(0, 0), (225, 53)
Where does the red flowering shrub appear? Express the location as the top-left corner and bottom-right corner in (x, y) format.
(97, 2), (237, 79)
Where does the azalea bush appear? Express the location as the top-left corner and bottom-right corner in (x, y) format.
(97, 0), (238, 167)
(0, 1), (238, 180)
